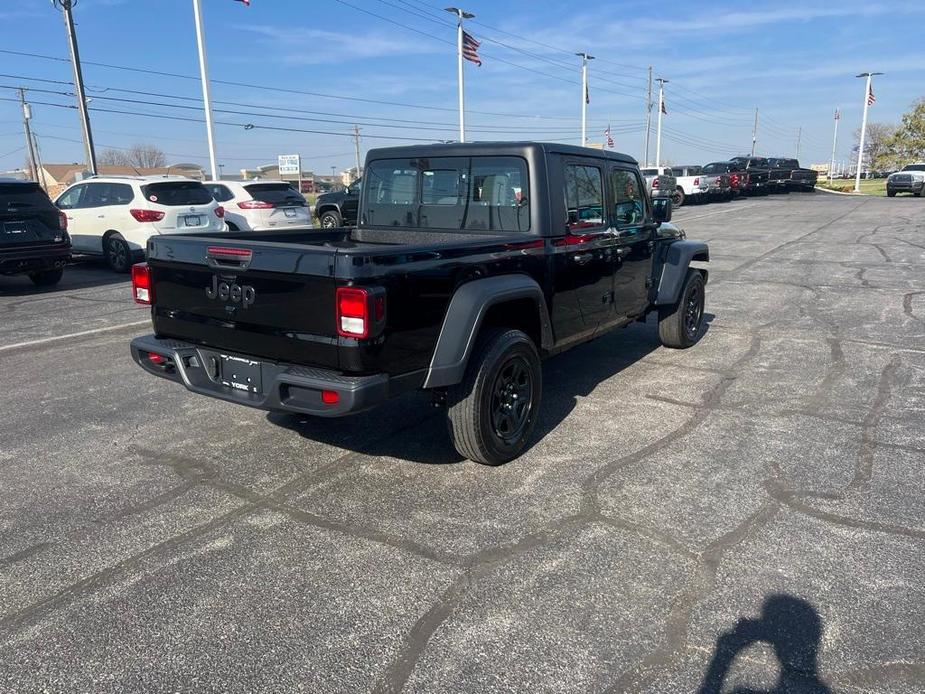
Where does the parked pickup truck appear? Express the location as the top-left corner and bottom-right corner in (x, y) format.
(728, 157), (771, 195)
(640, 166), (679, 205)
(671, 165), (728, 205)
(0, 179), (70, 287)
(130, 143), (710, 465)
(767, 158), (818, 192)
(886, 163), (925, 197)
(702, 161), (744, 198)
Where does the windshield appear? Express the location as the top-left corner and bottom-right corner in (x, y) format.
(902, 164), (925, 172)
(141, 181), (213, 206)
(361, 156), (529, 232)
(0, 182), (54, 209)
(702, 163), (729, 174)
(244, 183), (306, 206)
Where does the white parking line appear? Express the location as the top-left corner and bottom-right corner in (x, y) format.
(0, 319), (150, 354)
(675, 203), (761, 222)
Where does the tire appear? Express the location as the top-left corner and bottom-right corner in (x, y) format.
(225, 221), (239, 231)
(105, 233), (133, 273)
(658, 269), (706, 349)
(29, 268), (63, 287)
(320, 210), (342, 229)
(672, 187), (685, 208)
(447, 328), (542, 466)
(887, 190), (896, 197)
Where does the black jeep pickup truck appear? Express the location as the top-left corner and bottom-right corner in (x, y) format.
(0, 179), (70, 286)
(130, 143), (709, 465)
(768, 158), (818, 192)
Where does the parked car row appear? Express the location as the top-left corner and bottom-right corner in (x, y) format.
(640, 156), (819, 207)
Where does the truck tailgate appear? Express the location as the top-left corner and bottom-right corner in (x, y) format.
(147, 235), (339, 369)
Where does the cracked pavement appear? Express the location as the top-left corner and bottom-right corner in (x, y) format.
(0, 193), (923, 692)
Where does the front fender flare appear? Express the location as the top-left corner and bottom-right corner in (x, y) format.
(423, 275), (553, 389)
(655, 240), (709, 305)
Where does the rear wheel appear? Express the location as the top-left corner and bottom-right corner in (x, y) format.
(105, 233), (133, 273)
(658, 269), (705, 349)
(320, 210), (342, 228)
(447, 328), (542, 466)
(672, 187), (685, 207)
(225, 221), (240, 231)
(29, 268), (63, 287)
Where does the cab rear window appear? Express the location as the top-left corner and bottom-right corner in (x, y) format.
(243, 183), (306, 206)
(141, 181), (213, 206)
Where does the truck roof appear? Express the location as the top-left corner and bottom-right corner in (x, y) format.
(366, 141), (638, 166)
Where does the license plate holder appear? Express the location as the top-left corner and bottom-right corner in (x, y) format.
(184, 215), (202, 227)
(220, 354), (262, 393)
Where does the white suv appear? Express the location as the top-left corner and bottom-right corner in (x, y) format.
(204, 181), (311, 231)
(55, 176), (226, 272)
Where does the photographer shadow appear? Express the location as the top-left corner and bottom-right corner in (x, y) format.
(698, 594), (831, 694)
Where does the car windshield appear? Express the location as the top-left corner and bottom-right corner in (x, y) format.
(140, 181), (213, 206)
(361, 156), (529, 232)
(640, 168), (657, 176)
(244, 183), (306, 206)
(0, 182), (53, 209)
(902, 164), (925, 172)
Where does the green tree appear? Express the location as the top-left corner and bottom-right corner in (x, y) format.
(887, 98), (925, 165)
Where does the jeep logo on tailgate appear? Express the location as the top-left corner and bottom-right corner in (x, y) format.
(206, 275), (255, 308)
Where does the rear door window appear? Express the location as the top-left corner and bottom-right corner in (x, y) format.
(243, 183), (305, 207)
(141, 181), (213, 206)
(565, 163), (604, 230)
(205, 184), (235, 202)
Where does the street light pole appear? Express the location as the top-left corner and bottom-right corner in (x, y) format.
(576, 52), (594, 146)
(751, 108), (759, 157)
(854, 71), (882, 193)
(53, 0), (97, 174)
(643, 66), (653, 166)
(655, 77), (668, 167)
(445, 7), (474, 143)
(192, 0), (219, 181)
(830, 109), (840, 183)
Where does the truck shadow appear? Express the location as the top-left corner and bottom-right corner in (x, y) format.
(0, 257), (128, 296)
(268, 315), (713, 465)
(697, 594), (831, 694)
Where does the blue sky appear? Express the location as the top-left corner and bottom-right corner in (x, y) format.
(1, 0), (922, 176)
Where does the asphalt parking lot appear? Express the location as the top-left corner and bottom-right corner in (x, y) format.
(1, 192), (923, 693)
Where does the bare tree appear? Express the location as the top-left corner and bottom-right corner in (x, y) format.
(97, 143), (166, 169)
(854, 123), (896, 170)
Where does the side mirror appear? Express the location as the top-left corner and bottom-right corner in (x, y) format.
(651, 196), (672, 223)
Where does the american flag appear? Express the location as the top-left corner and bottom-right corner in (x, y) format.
(585, 82), (590, 105)
(462, 31), (482, 67)
(234, 0), (250, 5)
(835, 108), (840, 121)
(604, 125), (614, 148)
(867, 85), (876, 106)
(660, 98), (667, 115)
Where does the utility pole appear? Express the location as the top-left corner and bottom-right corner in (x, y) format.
(655, 77), (668, 167)
(445, 7), (474, 143)
(796, 126), (802, 158)
(32, 130), (48, 189)
(751, 108), (759, 157)
(192, 0), (219, 180)
(19, 89), (38, 182)
(830, 109), (840, 182)
(53, 0), (96, 174)
(644, 66), (653, 165)
(854, 71), (883, 193)
(576, 52), (594, 146)
(353, 125), (362, 181)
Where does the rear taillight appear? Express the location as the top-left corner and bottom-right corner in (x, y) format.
(132, 262), (153, 305)
(693, 177), (699, 186)
(652, 179), (659, 188)
(130, 209), (165, 223)
(337, 287), (369, 338)
(730, 173), (739, 186)
(238, 200), (274, 209)
(215, 206), (224, 218)
(58, 211), (68, 231)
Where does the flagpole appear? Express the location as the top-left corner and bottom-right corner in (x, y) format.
(576, 52), (593, 146)
(655, 77), (667, 167)
(854, 71), (882, 193)
(446, 8), (473, 143)
(830, 109), (840, 183)
(192, 0), (218, 180)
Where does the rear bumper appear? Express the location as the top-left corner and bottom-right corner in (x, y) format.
(0, 244), (70, 275)
(130, 334), (390, 417)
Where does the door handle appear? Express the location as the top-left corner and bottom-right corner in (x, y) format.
(572, 252), (593, 265)
(615, 247), (630, 258)
(97, 215), (105, 219)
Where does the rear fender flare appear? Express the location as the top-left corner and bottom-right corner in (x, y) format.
(655, 240), (709, 305)
(423, 275), (553, 389)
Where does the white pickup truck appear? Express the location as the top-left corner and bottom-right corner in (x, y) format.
(642, 165), (709, 207)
